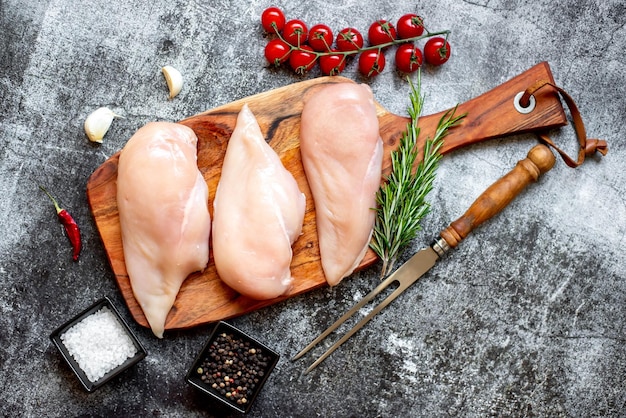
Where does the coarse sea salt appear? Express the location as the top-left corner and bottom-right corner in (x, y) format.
(60, 306), (137, 383)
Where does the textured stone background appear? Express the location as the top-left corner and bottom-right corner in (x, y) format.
(1, 0), (625, 417)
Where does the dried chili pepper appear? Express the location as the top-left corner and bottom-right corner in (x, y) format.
(40, 186), (82, 261)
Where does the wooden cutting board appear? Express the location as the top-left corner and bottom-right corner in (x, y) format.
(86, 61), (566, 331)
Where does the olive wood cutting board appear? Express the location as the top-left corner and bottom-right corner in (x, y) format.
(87, 61), (566, 331)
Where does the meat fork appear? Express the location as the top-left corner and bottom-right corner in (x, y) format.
(292, 144), (556, 373)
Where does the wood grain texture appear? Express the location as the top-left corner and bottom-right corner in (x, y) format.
(86, 62), (567, 331)
(440, 144), (556, 248)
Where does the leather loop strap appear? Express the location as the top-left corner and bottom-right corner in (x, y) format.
(521, 79), (608, 168)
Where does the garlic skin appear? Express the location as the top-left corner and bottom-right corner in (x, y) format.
(84, 107), (122, 143)
(162, 65), (183, 99)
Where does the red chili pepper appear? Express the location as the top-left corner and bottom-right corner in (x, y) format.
(40, 186), (82, 261)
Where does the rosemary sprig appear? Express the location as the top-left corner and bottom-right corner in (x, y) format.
(370, 72), (466, 277)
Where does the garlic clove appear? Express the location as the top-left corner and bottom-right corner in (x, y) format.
(162, 65), (183, 99)
(84, 107), (123, 143)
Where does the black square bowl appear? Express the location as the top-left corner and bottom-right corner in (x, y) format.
(50, 297), (147, 392)
(186, 321), (280, 414)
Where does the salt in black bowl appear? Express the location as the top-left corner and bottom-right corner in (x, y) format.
(50, 297), (147, 392)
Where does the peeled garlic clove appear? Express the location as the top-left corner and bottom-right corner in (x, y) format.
(84, 107), (122, 143)
(162, 65), (183, 99)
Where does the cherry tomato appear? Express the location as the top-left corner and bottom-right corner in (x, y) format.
(395, 43), (422, 73)
(358, 50), (385, 77)
(261, 7), (286, 34)
(368, 20), (397, 46)
(319, 50), (346, 75)
(396, 14), (424, 39)
(264, 39), (291, 66)
(283, 19), (308, 46)
(424, 37), (451, 66)
(308, 24), (333, 52)
(289, 45), (317, 74)
(336, 28), (364, 52)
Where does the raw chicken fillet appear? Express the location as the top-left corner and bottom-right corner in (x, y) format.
(212, 104), (305, 300)
(117, 122), (211, 338)
(300, 83), (383, 286)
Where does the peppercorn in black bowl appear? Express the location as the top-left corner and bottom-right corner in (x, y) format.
(186, 321), (280, 414)
(50, 297), (147, 392)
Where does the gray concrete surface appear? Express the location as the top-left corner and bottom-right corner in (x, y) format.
(1, 0), (625, 417)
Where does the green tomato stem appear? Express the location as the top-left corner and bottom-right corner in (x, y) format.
(274, 25), (451, 60)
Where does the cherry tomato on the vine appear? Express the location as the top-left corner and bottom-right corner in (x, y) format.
(336, 28), (364, 52)
(289, 45), (317, 74)
(319, 50), (346, 75)
(424, 37), (451, 66)
(358, 49), (385, 77)
(308, 24), (333, 52)
(368, 20), (397, 46)
(261, 7), (286, 34)
(395, 43), (422, 73)
(283, 19), (308, 46)
(396, 14), (424, 39)
(264, 39), (291, 66)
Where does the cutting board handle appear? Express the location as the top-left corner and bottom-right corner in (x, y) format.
(378, 61), (567, 174)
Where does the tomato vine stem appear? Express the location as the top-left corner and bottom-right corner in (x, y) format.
(271, 21), (450, 61)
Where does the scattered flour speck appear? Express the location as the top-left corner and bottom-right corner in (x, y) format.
(386, 333), (420, 384)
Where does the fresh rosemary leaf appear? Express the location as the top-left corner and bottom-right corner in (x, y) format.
(370, 73), (466, 277)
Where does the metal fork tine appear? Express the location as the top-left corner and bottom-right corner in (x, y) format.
(294, 247), (441, 373)
(303, 280), (411, 374)
(291, 273), (398, 362)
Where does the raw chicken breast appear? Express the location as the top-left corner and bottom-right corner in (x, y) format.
(300, 83), (383, 286)
(212, 104), (305, 300)
(117, 121), (211, 338)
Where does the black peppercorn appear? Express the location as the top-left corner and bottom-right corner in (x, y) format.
(195, 331), (275, 407)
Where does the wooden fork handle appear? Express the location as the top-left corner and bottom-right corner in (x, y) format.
(440, 144), (555, 248)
